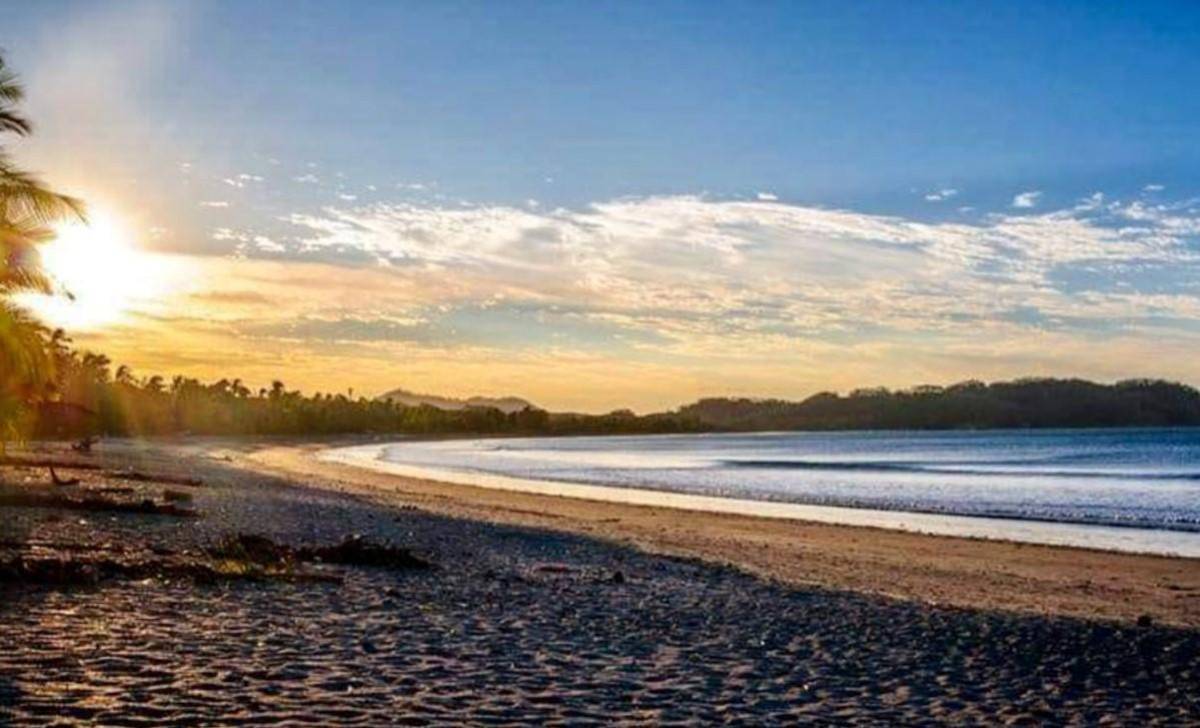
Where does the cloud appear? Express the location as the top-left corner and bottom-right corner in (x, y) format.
(199, 200), (230, 208)
(756, 192), (779, 201)
(223, 174), (264, 189)
(1143, 183), (1165, 192)
(253, 235), (286, 253)
(924, 188), (958, 202)
(1012, 190), (1042, 208)
(263, 193), (1200, 361)
(43, 187), (1200, 410)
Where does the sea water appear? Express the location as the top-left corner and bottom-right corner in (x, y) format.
(324, 428), (1200, 556)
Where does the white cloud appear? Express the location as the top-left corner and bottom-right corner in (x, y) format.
(924, 188), (958, 202)
(253, 235), (286, 253)
(756, 192), (779, 201)
(223, 173), (263, 188)
(1012, 190), (1042, 208)
(199, 200), (230, 208)
(270, 193), (1200, 363)
(293, 173), (320, 184)
(1143, 183), (1165, 192)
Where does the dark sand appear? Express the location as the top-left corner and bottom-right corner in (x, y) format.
(1, 439), (1198, 725)
(248, 440), (1200, 628)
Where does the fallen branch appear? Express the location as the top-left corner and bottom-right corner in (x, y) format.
(0, 492), (198, 518)
(0, 457), (102, 471)
(49, 466), (80, 487)
(103, 470), (204, 487)
(209, 533), (432, 571)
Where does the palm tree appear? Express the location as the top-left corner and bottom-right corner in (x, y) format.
(1, 54), (85, 295)
(0, 52), (86, 447)
(0, 300), (52, 450)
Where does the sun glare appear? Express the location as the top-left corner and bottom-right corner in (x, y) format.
(20, 209), (177, 330)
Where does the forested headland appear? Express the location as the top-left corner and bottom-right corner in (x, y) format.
(678, 378), (1200, 431)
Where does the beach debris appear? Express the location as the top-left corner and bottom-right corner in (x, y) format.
(94, 486), (135, 495)
(162, 489), (193, 503)
(301, 534), (431, 570)
(0, 490), (199, 517)
(104, 470), (204, 488)
(209, 533), (296, 568)
(0, 456), (103, 471)
(209, 533), (431, 572)
(48, 470), (79, 486)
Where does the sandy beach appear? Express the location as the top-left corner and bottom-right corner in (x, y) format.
(2, 438), (1199, 725)
(245, 439), (1200, 628)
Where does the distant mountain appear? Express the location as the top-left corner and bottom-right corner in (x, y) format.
(377, 388), (537, 414)
(675, 378), (1200, 431)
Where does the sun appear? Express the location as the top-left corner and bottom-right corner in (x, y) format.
(20, 209), (178, 330)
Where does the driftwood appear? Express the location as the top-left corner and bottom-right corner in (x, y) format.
(49, 466), (80, 487)
(103, 470), (204, 488)
(209, 533), (431, 571)
(0, 456), (102, 471)
(0, 491), (198, 518)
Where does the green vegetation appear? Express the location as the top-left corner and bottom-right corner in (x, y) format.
(34, 343), (704, 438)
(33, 353), (1200, 439)
(679, 378), (1200, 431)
(0, 53), (85, 448)
(3, 54), (1199, 444)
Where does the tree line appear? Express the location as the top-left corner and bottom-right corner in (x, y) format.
(0, 53), (86, 448)
(3, 52), (1200, 443)
(32, 338), (705, 439)
(677, 378), (1200, 431)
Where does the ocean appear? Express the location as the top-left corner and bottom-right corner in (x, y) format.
(325, 428), (1200, 556)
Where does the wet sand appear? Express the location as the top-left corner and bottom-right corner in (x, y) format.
(2, 439), (1199, 725)
(246, 440), (1200, 628)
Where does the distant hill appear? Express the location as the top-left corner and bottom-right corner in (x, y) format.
(675, 378), (1200, 431)
(377, 388), (536, 414)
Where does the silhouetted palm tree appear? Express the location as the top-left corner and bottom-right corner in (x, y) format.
(1, 54), (84, 295)
(0, 52), (86, 446)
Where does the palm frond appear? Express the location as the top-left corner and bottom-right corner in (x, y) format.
(0, 217), (55, 294)
(0, 299), (53, 393)
(0, 109), (31, 136)
(0, 159), (86, 224)
(0, 57), (25, 104)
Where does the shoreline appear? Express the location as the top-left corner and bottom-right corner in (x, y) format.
(321, 442), (1200, 558)
(7, 438), (1200, 723)
(237, 439), (1200, 627)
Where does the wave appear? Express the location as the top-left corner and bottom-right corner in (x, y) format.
(721, 459), (1200, 481)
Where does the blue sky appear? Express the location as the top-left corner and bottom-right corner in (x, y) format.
(13, 1), (1200, 213)
(8, 1), (1200, 410)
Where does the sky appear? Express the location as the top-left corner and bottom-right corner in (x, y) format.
(6, 1), (1200, 412)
